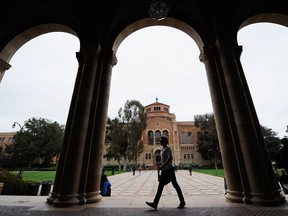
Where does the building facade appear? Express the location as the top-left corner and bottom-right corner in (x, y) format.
(102, 99), (206, 168)
(0, 132), (15, 153)
(139, 99), (203, 168)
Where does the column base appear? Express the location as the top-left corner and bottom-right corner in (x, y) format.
(249, 191), (286, 206)
(225, 190), (245, 203)
(225, 190), (286, 206)
(85, 191), (102, 204)
(52, 193), (80, 207)
(46, 192), (58, 205)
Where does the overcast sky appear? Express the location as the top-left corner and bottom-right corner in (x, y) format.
(0, 23), (287, 138)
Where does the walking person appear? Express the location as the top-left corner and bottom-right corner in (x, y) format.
(189, 165), (192, 176)
(146, 136), (186, 210)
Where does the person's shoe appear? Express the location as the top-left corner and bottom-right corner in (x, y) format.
(146, 201), (157, 209)
(177, 201), (186, 209)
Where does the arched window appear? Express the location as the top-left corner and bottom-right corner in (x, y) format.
(180, 132), (185, 144)
(149, 153), (151, 159)
(148, 130), (154, 145)
(188, 132), (193, 144)
(155, 130), (161, 144)
(163, 130), (169, 139)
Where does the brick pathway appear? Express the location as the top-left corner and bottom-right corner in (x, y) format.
(0, 170), (288, 216)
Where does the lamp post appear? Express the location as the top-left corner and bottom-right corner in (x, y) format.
(12, 122), (24, 131)
(9, 122), (24, 171)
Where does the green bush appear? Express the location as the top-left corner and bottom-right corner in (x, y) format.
(0, 168), (28, 195)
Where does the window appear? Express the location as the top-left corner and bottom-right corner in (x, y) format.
(154, 106), (161, 111)
(155, 130), (161, 144)
(163, 130), (169, 139)
(184, 154), (186, 160)
(188, 132), (193, 144)
(180, 132), (185, 144)
(148, 131), (154, 145)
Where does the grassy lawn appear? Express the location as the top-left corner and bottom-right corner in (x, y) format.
(193, 168), (225, 178)
(11, 170), (56, 183)
(10, 169), (224, 183)
(11, 170), (124, 183)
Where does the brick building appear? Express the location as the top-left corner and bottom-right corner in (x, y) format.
(0, 132), (15, 153)
(138, 99), (204, 168)
(103, 99), (205, 168)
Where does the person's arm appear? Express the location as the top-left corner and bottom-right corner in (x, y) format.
(159, 148), (173, 170)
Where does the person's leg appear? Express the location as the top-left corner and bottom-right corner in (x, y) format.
(146, 179), (165, 209)
(153, 181), (165, 205)
(170, 171), (185, 208)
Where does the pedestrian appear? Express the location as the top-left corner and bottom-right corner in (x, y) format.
(277, 138), (288, 174)
(112, 167), (115, 175)
(146, 136), (186, 210)
(17, 169), (24, 179)
(189, 165), (192, 176)
(224, 177), (228, 195)
(132, 166), (136, 175)
(272, 162), (281, 189)
(279, 169), (288, 194)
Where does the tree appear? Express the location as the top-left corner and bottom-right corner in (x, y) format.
(6, 117), (64, 168)
(194, 113), (221, 169)
(104, 100), (147, 170)
(260, 125), (281, 162)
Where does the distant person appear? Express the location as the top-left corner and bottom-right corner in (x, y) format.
(277, 138), (288, 174)
(100, 173), (111, 196)
(17, 169), (24, 180)
(272, 162), (281, 189)
(189, 165), (192, 176)
(132, 166), (136, 175)
(279, 169), (288, 194)
(112, 167), (115, 175)
(146, 136), (186, 210)
(224, 177), (228, 195)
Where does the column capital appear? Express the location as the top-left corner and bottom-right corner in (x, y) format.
(234, 45), (243, 59)
(76, 51), (85, 65)
(199, 46), (215, 63)
(103, 50), (117, 66)
(0, 58), (11, 71)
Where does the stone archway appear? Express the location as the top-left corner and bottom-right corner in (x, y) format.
(1, 0), (288, 208)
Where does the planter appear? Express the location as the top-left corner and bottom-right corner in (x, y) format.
(27, 182), (40, 196)
(40, 181), (52, 196)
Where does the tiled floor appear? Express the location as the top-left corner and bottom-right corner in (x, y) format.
(0, 170), (287, 215)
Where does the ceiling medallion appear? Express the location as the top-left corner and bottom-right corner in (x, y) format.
(148, 0), (173, 21)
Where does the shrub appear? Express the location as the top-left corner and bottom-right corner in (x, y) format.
(0, 168), (28, 195)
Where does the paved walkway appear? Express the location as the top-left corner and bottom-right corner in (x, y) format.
(0, 170), (288, 215)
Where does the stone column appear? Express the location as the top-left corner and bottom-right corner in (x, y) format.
(85, 49), (117, 204)
(200, 45), (245, 203)
(216, 38), (285, 205)
(47, 51), (85, 204)
(0, 58), (11, 83)
(52, 43), (101, 207)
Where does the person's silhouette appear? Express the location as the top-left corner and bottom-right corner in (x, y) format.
(278, 138), (288, 174)
(146, 136), (186, 210)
